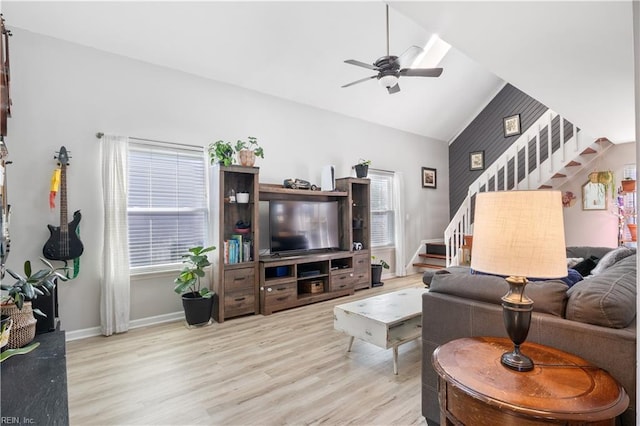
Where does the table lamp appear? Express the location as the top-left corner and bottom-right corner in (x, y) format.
(470, 190), (566, 372)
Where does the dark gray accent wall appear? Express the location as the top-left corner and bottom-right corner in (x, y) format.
(448, 84), (548, 218)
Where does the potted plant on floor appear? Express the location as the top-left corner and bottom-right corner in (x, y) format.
(354, 159), (371, 178)
(235, 136), (264, 167)
(208, 140), (235, 166)
(371, 256), (390, 287)
(174, 245), (216, 326)
(0, 258), (68, 348)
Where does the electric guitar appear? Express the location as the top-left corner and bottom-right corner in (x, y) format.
(43, 146), (84, 260)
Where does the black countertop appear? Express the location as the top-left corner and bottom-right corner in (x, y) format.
(0, 330), (69, 425)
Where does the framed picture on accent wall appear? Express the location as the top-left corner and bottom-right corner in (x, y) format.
(503, 114), (521, 137)
(469, 151), (484, 171)
(422, 167), (436, 188)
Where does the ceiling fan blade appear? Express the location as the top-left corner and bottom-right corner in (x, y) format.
(344, 59), (378, 71)
(387, 83), (400, 94)
(399, 67), (443, 78)
(341, 75), (377, 88)
(395, 45), (424, 68)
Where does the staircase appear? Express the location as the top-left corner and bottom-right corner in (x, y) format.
(440, 109), (612, 267)
(414, 242), (447, 270)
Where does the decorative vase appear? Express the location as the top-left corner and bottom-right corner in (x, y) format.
(628, 224), (637, 242)
(181, 292), (214, 326)
(622, 179), (636, 193)
(355, 164), (368, 178)
(238, 149), (256, 167)
(0, 302), (37, 349)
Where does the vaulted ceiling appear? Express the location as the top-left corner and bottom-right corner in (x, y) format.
(2, 1), (636, 144)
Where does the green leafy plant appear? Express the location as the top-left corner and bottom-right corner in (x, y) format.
(356, 159), (372, 167)
(1, 258), (69, 315)
(371, 255), (390, 269)
(208, 140), (235, 166)
(174, 245), (216, 298)
(235, 136), (264, 159)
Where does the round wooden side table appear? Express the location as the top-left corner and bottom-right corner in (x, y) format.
(432, 337), (629, 425)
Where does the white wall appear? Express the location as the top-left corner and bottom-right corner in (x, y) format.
(563, 142), (636, 247)
(4, 29), (449, 332)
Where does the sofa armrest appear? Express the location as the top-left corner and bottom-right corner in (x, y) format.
(421, 291), (636, 426)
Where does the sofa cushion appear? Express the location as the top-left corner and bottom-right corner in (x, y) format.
(429, 273), (568, 316)
(566, 246), (614, 260)
(590, 246), (635, 275)
(566, 254), (637, 328)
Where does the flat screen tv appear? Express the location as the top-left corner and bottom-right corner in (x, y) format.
(269, 200), (340, 254)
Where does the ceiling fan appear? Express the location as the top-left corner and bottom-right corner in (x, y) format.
(342, 4), (443, 94)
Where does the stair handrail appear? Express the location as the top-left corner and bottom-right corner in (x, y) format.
(444, 109), (582, 266)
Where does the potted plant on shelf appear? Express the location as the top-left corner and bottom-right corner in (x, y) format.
(0, 258), (68, 348)
(354, 159), (371, 178)
(208, 140), (235, 166)
(371, 256), (390, 287)
(235, 136), (264, 167)
(174, 245), (216, 326)
(621, 177), (636, 193)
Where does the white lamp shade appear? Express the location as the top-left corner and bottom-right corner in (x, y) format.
(379, 74), (398, 88)
(470, 190), (567, 279)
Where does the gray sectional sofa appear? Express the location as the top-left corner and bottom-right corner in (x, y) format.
(421, 246), (637, 425)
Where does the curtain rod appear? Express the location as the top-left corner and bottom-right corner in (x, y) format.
(95, 132), (203, 150)
(370, 167), (395, 174)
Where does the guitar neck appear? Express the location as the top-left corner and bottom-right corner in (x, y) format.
(60, 164), (68, 234)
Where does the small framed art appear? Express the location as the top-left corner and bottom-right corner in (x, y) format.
(582, 181), (607, 210)
(422, 167), (436, 188)
(503, 114), (521, 137)
(469, 151), (484, 171)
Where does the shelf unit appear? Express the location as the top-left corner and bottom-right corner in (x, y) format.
(618, 181), (637, 247)
(336, 177), (371, 290)
(259, 252), (356, 315)
(210, 165), (260, 322)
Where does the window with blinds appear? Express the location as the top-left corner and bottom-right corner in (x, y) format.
(369, 170), (395, 247)
(128, 142), (208, 271)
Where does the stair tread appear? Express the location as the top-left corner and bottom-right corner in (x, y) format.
(552, 173), (566, 178)
(566, 160), (581, 167)
(539, 185), (553, 189)
(581, 147), (597, 155)
(413, 262), (445, 270)
(419, 253), (446, 259)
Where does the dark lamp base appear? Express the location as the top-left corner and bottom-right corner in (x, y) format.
(501, 349), (534, 372)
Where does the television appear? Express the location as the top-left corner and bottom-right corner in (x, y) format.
(268, 200), (340, 254)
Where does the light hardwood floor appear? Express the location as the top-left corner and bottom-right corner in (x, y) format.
(67, 274), (429, 426)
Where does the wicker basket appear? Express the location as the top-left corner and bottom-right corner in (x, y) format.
(299, 280), (324, 294)
(0, 302), (37, 349)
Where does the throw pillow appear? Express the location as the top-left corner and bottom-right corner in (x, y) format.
(572, 256), (599, 277)
(567, 257), (584, 268)
(590, 246), (635, 275)
(563, 269), (583, 288)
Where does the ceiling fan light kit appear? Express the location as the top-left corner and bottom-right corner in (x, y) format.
(342, 4), (443, 94)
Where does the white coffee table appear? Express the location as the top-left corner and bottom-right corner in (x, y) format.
(333, 287), (427, 374)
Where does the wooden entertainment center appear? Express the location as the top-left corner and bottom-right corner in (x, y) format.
(210, 165), (370, 322)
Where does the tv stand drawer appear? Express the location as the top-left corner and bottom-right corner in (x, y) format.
(330, 271), (356, 292)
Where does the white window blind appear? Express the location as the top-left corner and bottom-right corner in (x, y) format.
(127, 142), (208, 270)
(369, 170), (395, 247)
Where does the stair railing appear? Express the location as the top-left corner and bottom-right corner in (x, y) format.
(444, 109), (585, 266)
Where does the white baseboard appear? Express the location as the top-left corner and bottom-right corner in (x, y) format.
(64, 311), (184, 342)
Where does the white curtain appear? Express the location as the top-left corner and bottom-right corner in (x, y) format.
(393, 172), (406, 276)
(99, 134), (130, 336)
